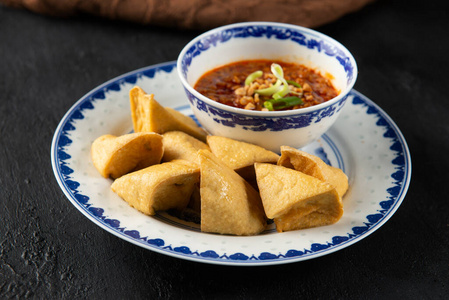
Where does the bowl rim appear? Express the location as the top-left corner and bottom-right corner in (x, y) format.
(177, 21), (358, 117)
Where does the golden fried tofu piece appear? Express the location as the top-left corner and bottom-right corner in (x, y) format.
(198, 150), (266, 236)
(278, 146), (348, 198)
(91, 132), (163, 179)
(255, 163), (343, 232)
(111, 160), (200, 215)
(207, 136), (279, 180)
(129, 86), (207, 142)
(162, 131), (210, 165)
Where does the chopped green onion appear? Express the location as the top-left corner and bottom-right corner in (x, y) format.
(263, 96), (304, 111)
(252, 64), (303, 108)
(272, 83), (290, 99)
(287, 80), (302, 88)
(274, 96), (304, 109)
(271, 63), (291, 99)
(255, 80), (282, 96)
(263, 101), (274, 111)
(245, 70), (263, 86)
(271, 63), (284, 79)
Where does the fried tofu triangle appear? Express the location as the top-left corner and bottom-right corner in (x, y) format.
(207, 136), (279, 180)
(198, 150), (266, 236)
(111, 160), (200, 216)
(278, 146), (348, 198)
(129, 86), (207, 142)
(162, 131), (210, 165)
(255, 163), (343, 232)
(91, 132), (163, 179)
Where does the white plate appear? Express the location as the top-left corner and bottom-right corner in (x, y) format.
(51, 61), (411, 266)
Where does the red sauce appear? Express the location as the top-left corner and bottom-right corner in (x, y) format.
(194, 60), (338, 111)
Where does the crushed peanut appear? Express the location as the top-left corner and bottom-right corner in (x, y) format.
(232, 78), (305, 111)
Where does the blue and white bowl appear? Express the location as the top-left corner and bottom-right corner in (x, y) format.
(177, 22), (358, 152)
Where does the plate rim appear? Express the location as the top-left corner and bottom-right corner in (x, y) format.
(51, 61), (412, 266)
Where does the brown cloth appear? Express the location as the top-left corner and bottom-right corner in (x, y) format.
(0, 0), (375, 30)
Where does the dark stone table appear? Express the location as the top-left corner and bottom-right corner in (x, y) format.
(1, 0), (448, 298)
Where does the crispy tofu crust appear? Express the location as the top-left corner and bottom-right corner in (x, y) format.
(111, 160), (200, 215)
(162, 131), (210, 165)
(129, 86), (207, 142)
(198, 150), (266, 236)
(278, 145), (348, 198)
(255, 163), (343, 232)
(91, 132), (163, 179)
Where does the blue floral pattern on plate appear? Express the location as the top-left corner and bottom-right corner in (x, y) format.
(51, 61), (411, 266)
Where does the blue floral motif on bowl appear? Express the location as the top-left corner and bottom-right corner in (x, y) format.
(180, 24), (355, 85)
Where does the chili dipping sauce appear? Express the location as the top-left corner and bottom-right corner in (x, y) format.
(194, 60), (339, 111)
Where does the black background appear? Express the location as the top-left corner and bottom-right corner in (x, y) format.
(1, 0), (448, 298)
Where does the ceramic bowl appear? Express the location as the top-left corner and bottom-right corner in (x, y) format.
(177, 22), (357, 152)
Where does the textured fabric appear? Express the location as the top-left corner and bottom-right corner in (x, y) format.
(0, 0), (375, 29)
